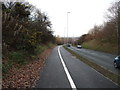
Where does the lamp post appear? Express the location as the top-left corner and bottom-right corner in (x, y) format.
(67, 12), (70, 44)
(117, 2), (120, 55)
(64, 27), (65, 44)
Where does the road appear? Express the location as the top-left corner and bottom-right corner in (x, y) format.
(36, 46), (119, 88)
(68, 46), (120, 75)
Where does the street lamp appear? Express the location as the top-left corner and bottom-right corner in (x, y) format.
(67, 12), (70, 44)
(117, 2), (120, 55)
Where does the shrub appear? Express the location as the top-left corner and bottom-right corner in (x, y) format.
(9, 51), (27, 64)
(2, 63), (11, 74)
(47, 43), (54, 48)
(35, 45), (47, 55)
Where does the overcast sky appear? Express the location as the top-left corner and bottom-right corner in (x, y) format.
(28, 0), (115, 37)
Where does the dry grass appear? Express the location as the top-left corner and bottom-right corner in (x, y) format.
(82, 39), (118, 55)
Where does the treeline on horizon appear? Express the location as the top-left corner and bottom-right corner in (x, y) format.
(76, 1), (120, 46)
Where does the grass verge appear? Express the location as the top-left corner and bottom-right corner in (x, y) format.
(82, 39), (118, 55)
(63, 46), (120, 86)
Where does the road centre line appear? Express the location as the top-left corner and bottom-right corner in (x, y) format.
(58, 46), (77, 89)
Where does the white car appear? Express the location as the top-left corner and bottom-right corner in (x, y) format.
(77, 45), (82, 48)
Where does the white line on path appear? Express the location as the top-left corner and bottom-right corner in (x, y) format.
(58, 46), (77, 90)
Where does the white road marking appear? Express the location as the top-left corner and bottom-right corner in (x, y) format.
(58, 46), (77, 90)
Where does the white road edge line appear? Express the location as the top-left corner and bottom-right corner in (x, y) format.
(58, 46), (77, 89)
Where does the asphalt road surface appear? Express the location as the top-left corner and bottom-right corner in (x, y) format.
(68, 46), (120, 75)
(36, 46), (119, 88)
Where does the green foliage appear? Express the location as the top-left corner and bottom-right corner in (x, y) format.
(2, 2), (56, 76)
(35, 43), (54, 55)
(47, 43), (54, 48)
(2, 61), (14, 75)
(9, 51), (27, 64)
(12, 2), (30, 20)
(2, 2), (55, 55)
(2, 64), (8, 74)
(35, 45), (47, 55)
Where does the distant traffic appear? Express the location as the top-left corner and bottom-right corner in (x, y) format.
(64, 44), (120, 70)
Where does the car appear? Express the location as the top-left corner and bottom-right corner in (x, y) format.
(77, 45), (82, 49)
(113, 56), (120, 68)
(67, 44), (71, 47)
